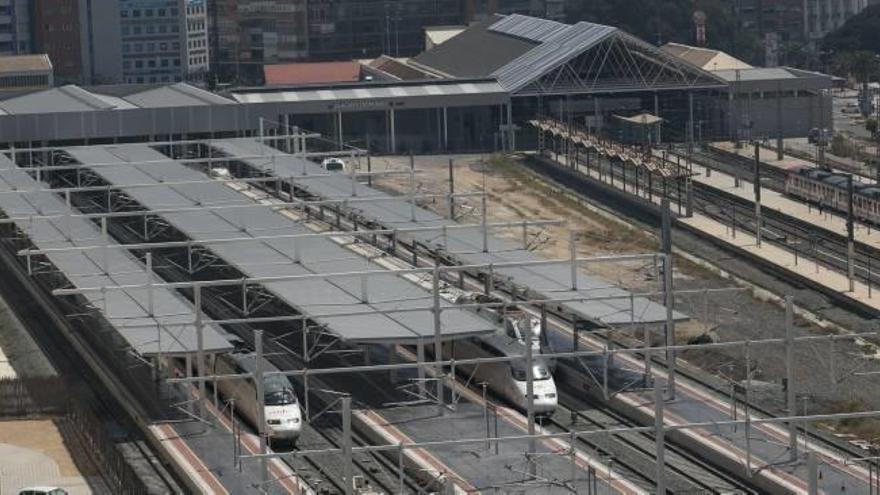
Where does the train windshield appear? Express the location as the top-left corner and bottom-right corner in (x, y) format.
(263, 376), (297, 406)
(511, 364), (552, 381)
(324, 160), (344, 171)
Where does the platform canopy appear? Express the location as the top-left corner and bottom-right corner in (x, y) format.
(0, 155), (232, 357)
(62, 144), (497, 345)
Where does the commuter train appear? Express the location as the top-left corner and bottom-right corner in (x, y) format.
(211, 351), (303, 444)
(784, 166), (880, 224)
(443, 314), (558, 415)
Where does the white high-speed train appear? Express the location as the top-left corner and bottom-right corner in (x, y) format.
(211, 351), (303, 443)
(444, 315), (558, 415)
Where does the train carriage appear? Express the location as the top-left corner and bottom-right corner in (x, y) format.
(785, 167), (880, 224)
(211, 351), (303, 444)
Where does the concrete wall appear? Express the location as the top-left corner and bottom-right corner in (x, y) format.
(723, 91), (832, 140)
(88, 0), (123, 84)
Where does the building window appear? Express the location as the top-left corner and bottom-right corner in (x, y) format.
(135, 60), (143, 68)
(158, 8), (166, 16)
(133, 26), (142, 35)
(132, 9), (141, 17)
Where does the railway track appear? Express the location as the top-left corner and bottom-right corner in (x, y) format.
(61, 178), (428, 495)
(193, 141), (880, 493)
(547, 382), (755, 494)
(521, 146), (880, 472)
(230, 157), (768, 494)
(0, 218), (182, 493)
(665, 147), (880, 291)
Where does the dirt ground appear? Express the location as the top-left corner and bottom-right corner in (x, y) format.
(0, 419), (104, 494)
(371, 152), (880, 442)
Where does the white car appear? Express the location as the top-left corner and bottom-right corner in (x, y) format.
(321, 157), (346, 172)
(19, 488), (69, 495)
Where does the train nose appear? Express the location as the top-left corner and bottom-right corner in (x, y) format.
(530, 392), (558, 414)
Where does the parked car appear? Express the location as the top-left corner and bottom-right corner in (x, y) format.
(19, 487), (69, 495)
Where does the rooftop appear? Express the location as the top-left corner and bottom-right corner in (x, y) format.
(413, 14), (726, 94)
(661, 43), (753, 71)
(424, 25), (466, 48)
(264, 61), (362, 86)
(0, 54), (53, 75)
(0, 83), (235, 114)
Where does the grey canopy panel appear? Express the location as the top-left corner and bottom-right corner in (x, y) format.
(64, 145), (495, 344)
(487, 14), (570, 43)
(492, 22), (618, 92)
(0, 156), (232, 357)
(212, 139), (687, 326)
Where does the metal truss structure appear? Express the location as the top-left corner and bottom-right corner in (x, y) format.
(508, 31), (726, 97)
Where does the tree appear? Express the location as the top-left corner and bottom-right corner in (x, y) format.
(866, 117), (878, 138)
(566, 0), (761, 63)
(832, 50), (880, 83)
(824, 5), (880, 55)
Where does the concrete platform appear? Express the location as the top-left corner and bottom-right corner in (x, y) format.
(711, 141), (814, 172)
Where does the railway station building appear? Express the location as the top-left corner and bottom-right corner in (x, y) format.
(0, 14), (834, 153)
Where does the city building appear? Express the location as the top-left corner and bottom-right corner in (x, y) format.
(119, 0), (209, 84)
(464, 0), (566, 23)
(0, 0), (31, 54)
(208, 0), (309, 83)
(32, 0), (208, 85)
(734, 0), (869, 66)
(0, 15), (832, 152)
(0, 54), (53, 91)
(306, 0), (463, 62)
(33, 0), (85, 84)
(663, 41), (832, 140)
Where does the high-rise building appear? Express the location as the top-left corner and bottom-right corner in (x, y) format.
(463, 0), (565, 23)
(306, 0), (463, 61)
(0, 0), (32, 54)
(33, 0), (209, 85)
(118, 0), (209, 84)
(33, 0), (85, 83)
(208, 0), (309, 83)
(804, 0), (869, 39)
(734, 0), (869, 65)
